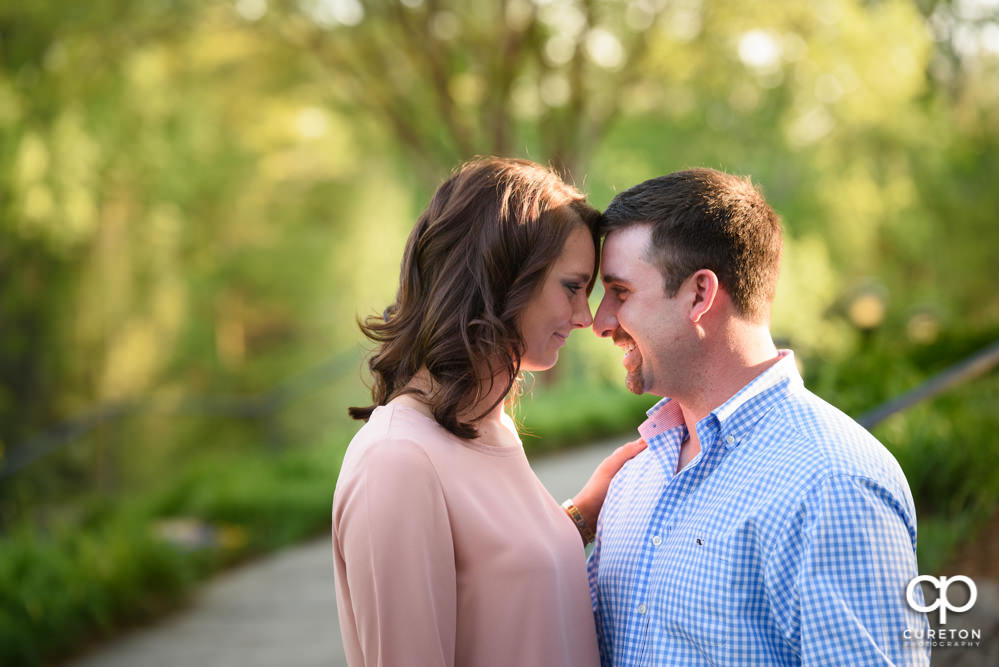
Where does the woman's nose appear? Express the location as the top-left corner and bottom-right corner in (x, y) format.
(572, 297), (593, 329)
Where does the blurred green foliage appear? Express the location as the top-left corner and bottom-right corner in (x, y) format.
(809, 327), (999, 573)
(1, 0), (998, 662)
(0, 433), (349, 665)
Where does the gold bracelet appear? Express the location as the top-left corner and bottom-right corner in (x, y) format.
(561, 499), (595, 546)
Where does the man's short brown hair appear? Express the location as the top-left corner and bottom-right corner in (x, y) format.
(601, 168), (782, 320)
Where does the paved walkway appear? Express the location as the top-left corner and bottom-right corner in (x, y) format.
(67, 437), (998, 666)
(67, 439), (622, 667)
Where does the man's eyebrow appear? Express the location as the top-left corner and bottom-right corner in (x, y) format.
(601, 273), (630, 285)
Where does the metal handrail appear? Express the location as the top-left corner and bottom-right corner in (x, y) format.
(3, 340), (997, 480)
(0, 347), (363, 480)
(857, 339), (999, 430)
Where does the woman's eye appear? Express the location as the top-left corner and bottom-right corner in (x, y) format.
(564, 282), (582, 295)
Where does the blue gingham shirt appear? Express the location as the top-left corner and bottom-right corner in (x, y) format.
(588, 352), (930, 665)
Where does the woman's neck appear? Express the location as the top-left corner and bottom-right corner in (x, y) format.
(400, 366), (510, 430)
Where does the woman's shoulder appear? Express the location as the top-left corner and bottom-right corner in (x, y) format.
(332, 406), (453, 537)
(341, 403), (450, 473)
(365, 402), (450, 444)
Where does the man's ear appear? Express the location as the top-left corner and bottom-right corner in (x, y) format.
(687, 269), (719, 324)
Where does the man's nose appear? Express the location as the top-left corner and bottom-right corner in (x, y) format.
(593, 295), (616, 338)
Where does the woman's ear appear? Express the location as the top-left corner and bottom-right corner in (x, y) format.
(688, 269), (719, 324)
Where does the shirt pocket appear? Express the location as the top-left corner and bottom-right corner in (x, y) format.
(652, 525), (735, 651)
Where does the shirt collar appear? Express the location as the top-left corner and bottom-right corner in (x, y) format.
(637, 398), (683, 444)
(636, 350), (803, 451)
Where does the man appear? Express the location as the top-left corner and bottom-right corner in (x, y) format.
(587, 168), (929, 665)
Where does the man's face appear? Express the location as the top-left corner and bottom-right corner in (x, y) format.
(593, 224), (694, 397)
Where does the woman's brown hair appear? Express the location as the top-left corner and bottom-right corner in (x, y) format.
(348, 157), (600, 438)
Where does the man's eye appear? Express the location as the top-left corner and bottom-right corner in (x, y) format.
(613, 287), (629, 301)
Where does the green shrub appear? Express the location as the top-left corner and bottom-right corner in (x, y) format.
(0, 434), (349, 666)
(517, 382), (652, 453)
(808, 327), (999, 571)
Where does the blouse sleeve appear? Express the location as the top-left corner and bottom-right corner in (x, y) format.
(333, 438), (457, 667)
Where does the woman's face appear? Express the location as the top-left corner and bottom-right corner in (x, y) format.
(517, 225), (596, 372)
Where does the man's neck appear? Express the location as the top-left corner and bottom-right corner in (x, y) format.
(674, 323), (779, 465)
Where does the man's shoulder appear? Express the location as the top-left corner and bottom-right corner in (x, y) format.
(764, 387), (910, 493)
(776, 387), (873, 444)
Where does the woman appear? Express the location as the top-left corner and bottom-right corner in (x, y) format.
(332, 157), (644, 666)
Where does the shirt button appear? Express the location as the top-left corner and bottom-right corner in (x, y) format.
(651, 536), (663, 546)
(637, 604), (647, 615)
(725, 435), (736, 445)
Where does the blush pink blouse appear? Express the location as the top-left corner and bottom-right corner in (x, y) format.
(332, 403), (600, 667)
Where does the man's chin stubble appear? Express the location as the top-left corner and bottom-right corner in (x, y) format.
(625, 370), (644, 395)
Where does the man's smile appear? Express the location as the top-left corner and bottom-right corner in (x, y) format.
(613, 332), (641, 368)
